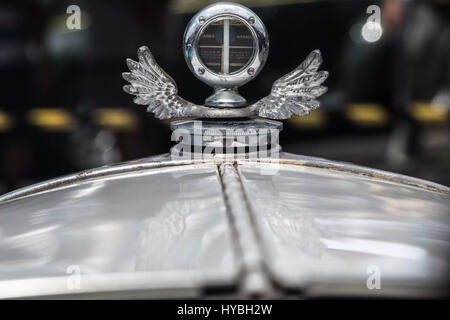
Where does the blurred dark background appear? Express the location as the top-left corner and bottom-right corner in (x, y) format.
(0, 0), (449, 194)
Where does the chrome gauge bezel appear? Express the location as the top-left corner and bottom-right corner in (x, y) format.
(183, 2), (269, 88)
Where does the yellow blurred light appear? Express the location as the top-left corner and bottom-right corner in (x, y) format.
(289, 109), (326, 129)
(94, 108), (139, 131)
(0, 110), (14, 131)
(28, 108), (74, 131)
(346, 103), (389, 127)
(409, 102), (448, 124)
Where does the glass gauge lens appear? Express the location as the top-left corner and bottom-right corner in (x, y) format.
(197, 16), (255, 75)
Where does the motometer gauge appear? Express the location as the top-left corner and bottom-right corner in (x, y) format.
(197, 17), (255, 75)
(183, 3), (269, 107)
(123, 1), (328, 120)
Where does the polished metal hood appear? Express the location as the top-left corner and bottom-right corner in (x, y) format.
(0, 153), (448, 299)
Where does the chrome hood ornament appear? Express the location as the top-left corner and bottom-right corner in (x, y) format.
(122, 2), (328, 120)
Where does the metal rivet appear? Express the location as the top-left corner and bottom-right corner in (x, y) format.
(247, 67), (255, 75)
(248, 17), (255, 24)
(198, 67), (205, 75)
(199, 16), (205, 24)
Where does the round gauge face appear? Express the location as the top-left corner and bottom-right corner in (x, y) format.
(197, 16), (256, 75)
(183, 2), (269, 89)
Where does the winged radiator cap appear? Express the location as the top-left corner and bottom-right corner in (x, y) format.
(122, 2), (328, 120)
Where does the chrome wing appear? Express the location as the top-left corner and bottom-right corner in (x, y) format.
(122, 46), (198, 119)
(251, 50), (328, 119)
